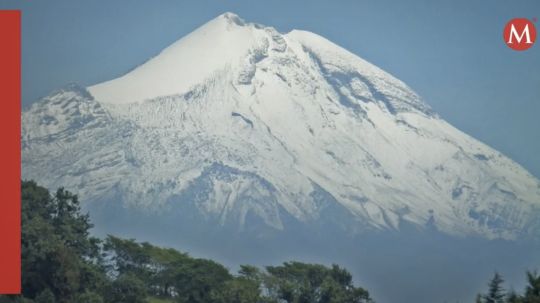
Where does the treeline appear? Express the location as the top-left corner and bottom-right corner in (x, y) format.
(1, 181), (539, 303)
(0, 181), (372, 303)
(103, 236), (371, 303)
(475, 272), (540, 303)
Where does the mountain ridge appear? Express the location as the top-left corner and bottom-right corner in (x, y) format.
(22, 12), (540, 241)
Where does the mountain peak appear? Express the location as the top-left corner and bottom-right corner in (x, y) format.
(87, 12), (270, 105)
(219, 12), (246, 26)
(86, 12), (429, 116)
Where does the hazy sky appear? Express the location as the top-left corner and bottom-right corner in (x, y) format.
(2, 0), (539, 178)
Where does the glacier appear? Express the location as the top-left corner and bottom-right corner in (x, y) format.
(23, 12), (540, 240)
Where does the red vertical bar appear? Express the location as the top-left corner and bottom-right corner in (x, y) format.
(0, 10), (21, 294)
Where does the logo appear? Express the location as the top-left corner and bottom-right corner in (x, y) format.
(503, 18), (536, 51)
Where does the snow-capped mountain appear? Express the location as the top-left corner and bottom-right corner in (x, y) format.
(22, 12), (540, 240)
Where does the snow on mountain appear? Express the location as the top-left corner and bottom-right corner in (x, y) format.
(22, 12), (540, 240)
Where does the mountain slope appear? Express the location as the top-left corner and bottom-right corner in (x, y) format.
(22, 12), (540, 240)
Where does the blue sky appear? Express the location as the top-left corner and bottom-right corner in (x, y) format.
(2, 0), (539, 178)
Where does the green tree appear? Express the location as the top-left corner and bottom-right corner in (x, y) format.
(524, 271), (540, 303)
(103, 236), (153, 281)
(264, 262), (372, 303)
(13, 181), (107, 302)
(507, 290), (523, 303)
(210, 277), (262, 303)
(103, 235), (233, 303)
(238, 265), (263, 282)
(75, 291), (104, 303)
(173, 258), (232, 303)
(34, 289), (55, 303)
(478, 272), (506, 303)
(106, 273), (147, 303)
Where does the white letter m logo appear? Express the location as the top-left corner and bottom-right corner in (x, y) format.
(508, 23), (533, 44)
